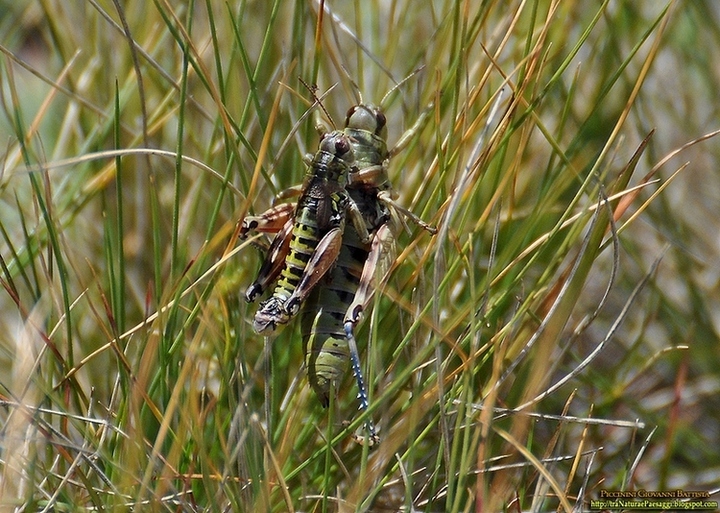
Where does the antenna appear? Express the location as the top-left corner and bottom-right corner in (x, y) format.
(299, 77), (336, 130)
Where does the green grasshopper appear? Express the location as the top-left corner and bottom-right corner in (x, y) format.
(242, 130), (370, 334)
(298, 105), (393, 443)
(308, 105), (436, 443)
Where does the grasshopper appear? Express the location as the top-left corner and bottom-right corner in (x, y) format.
(242, 130), (370, 334)
(301, 105), (394, 396)
(299, 105), (393, 443)
(242, 104), (435, 443)
(310, 105), (436, 443)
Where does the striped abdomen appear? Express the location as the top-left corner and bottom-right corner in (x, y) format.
(301, 183), (387, 404)
(253, 192), (346, 334)
(299, 217), (366, 405)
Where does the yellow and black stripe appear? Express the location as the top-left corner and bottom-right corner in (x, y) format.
(252, 131), (355, 334)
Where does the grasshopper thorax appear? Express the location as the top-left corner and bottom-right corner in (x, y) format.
(344, 104), (392, 193)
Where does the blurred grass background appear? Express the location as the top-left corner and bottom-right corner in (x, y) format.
(1, 0), (719, 511)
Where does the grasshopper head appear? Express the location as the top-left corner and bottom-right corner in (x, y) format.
(345, 104), (387, 140)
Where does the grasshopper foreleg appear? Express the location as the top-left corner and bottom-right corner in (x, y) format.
(376, 190), (437, 235)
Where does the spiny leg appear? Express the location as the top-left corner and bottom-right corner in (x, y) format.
(344, 320), (379, 445)
(341, 206), (432, 445)
(275, 183), (306, 202)
(241, 178), (313, 237)
(347, 162), (389, 189)
(345, 223), (394, 326)
(348, 164), (437, 235)
(346, 198), (371, 245)
(245, 218), (294, 302)
(341, 224), (396, 446)
(376, 190), (437, 235)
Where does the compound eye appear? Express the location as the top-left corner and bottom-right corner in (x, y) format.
(334, 136), (350, 155)
(345, 106), (357, 126)
(319, 131), (340, 152)
(374, 110), (387, 134)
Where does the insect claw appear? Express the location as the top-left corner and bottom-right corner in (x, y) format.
(245, 284), (262, 303)
(239, 220), (257, 239)
(284, 298), (299, 315)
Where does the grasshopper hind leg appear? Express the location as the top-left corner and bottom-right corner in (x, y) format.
(340, 221), (394, 446)
(344, 321), (380, 446)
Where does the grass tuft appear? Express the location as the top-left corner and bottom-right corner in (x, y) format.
(1, 0), (719, 510)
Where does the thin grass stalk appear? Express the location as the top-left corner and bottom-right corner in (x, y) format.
(112, 82), (126, 335)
